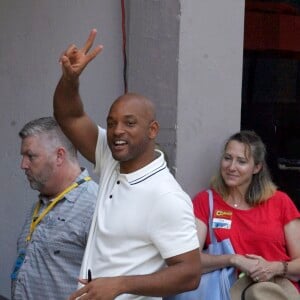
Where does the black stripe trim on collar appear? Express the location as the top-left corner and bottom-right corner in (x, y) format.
(129, 162), (167, 185)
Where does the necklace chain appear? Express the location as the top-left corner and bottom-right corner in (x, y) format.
(228, 197), (241, 208)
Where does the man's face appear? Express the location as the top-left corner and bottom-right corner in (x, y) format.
(106, 96), (157, 173)
(20, 135), (55, 193)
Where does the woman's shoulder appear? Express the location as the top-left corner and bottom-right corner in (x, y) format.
(193, 188), (224, 204)
(264, 190), (298, 211)
(268, 190), (292, 202)
(193, 188), (215, 201)
(266, 190), (300, 221)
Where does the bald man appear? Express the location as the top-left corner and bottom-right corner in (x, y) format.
(53, 29), (201, 300)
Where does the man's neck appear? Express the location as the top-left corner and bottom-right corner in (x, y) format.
(41, 165), (82, 199)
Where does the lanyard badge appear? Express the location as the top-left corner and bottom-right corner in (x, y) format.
(26, 176), (91, 242)
(11, 176), (91, 281)
(11, 249), (26, 280)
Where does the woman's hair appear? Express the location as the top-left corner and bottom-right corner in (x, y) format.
(211, 130), (277, 206)
(19, 116), (77, 161)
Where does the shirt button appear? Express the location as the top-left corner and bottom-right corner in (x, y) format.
(109, 195), (113, 198)
(117, 180), (120, 184)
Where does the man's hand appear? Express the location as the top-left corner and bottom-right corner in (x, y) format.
(69, 277), (122, 300)
(60, 29), (103, 81)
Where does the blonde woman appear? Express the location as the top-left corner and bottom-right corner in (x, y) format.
(193, 131), (300, 299)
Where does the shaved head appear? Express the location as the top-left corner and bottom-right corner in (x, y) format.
(110, 93), (156, 123)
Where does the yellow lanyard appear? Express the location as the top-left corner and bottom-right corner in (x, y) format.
(26, 176), (91, 242)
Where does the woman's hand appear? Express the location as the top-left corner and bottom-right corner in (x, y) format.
(245, 254), (282, 282)
(230, 254), (258, 274)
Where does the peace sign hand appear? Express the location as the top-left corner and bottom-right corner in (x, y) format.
(59, 29), (103, 81)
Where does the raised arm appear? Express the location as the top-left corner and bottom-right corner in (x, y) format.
(53, 29), (103, 163)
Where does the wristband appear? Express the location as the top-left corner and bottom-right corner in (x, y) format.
(281, 261), (288, 277)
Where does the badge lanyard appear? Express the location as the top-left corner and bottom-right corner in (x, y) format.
(26, 176), (91, 242)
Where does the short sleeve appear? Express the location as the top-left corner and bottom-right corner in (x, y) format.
(149, 191), (199, 259)
(192, 190), (210, 227)
(277, 191), (300, 225)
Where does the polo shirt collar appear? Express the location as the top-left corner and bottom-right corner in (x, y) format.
(121, 149), (167, 185)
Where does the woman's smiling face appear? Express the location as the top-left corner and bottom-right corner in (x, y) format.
(221, 140), (261, 190)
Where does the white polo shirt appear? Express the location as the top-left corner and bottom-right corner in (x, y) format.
(80, 127), (199, 300)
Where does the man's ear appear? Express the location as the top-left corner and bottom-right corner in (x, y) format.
(56, 147), (66, 166)
(148, 120), (159, 140)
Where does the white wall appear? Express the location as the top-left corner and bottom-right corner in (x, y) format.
(176, 0), (245, 197)
(0, 1), (124, 297)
